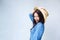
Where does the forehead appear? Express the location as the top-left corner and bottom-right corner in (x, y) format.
(34, 13), (38, 16)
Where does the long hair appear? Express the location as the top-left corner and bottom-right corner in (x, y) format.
(32, 9), (45, 29)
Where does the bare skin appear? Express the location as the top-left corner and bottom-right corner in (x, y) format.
(34, 13), (40, 23)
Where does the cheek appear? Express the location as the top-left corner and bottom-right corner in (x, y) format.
(37, 17), (39, 20)
(34, 17), (39, 20)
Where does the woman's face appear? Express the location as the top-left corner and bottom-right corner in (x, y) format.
(34, 13), (40, 23)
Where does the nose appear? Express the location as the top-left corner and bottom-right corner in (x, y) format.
(34, 17), (37, 20)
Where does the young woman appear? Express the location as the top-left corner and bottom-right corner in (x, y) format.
(29, 7), (49, 40)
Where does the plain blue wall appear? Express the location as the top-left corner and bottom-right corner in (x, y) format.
(0, 0), (60, 40)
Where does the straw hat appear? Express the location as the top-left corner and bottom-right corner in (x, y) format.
(33, 7), (49, 22)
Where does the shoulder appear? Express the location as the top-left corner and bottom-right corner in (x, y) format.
(36, 22), (44, 28)
(37, 22), (43, 26)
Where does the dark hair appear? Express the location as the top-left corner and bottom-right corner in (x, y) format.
(32, 9), (45, 29)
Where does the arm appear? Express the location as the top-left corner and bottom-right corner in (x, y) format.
(29, 13), (33, 22)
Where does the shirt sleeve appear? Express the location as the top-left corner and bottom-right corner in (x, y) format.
(32, 23), (44, 40)
(29, 13), (33, 22)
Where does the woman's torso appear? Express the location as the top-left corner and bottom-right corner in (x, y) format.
(30, 22), (44, 40)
